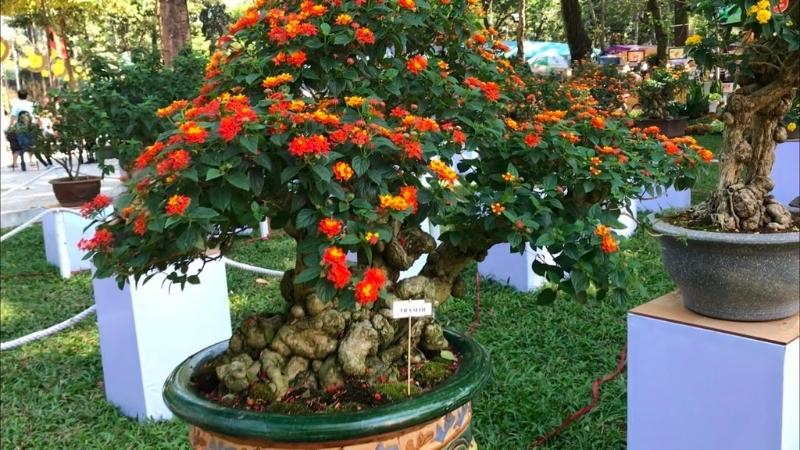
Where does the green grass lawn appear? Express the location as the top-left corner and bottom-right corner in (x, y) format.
(1, 225), (674, 450)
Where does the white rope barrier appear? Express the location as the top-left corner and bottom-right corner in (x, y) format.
(0, 305), (96, 351)
(0, 207), (82, 243)
(222, 256), (285, 277)
(0, 166), (61, 198)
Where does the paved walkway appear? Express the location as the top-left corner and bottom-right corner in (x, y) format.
(0, 162), (125, 229)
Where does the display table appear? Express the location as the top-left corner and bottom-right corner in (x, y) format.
(93, 257), (232, 421)
(628, 292), (799, 450)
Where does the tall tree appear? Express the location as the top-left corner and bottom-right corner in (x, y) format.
(516, 0), (526, 63)
(158, 0), (190, 67)
(673, 0), (688, 46)
(647, 0), (666, 64)
(560, 0), (591, 61)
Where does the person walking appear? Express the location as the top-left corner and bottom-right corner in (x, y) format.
(5, 89), (51, 171)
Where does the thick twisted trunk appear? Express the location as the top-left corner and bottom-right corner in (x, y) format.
(217, 223), (491, 402)
(695, 65), (799, 231)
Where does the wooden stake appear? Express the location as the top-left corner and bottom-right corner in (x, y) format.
(407, 317), (412, 396)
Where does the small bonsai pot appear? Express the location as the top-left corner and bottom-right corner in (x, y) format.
(49, 176), (102, 207)
(652, 216), (800, 321)
(635, 117), (689, 138)
(164, 329), (491, 449)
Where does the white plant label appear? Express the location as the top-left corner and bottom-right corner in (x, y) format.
(392, 299), (433, 319)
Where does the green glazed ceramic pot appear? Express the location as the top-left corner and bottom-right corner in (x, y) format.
(164, 329), (491, 450)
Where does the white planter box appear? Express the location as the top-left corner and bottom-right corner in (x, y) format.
(42, 209), (97, 277)
(772, 140), (800, 206)
(628, 292), (799, 450)
(478, 244), (554, 292)
(93, 257), (232, 421)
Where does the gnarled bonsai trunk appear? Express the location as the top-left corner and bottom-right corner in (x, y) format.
(217, 222), (492, 402)
(695, 63), (799, 231)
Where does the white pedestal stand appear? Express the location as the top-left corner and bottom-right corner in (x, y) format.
(42, 208), (97, 278)
(93, 257), (232, 421)
(628, 292), (799, 450)
(772, 140), (799, 206)
(638, 186), (692, 213)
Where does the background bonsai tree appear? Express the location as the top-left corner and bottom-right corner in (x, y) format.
(83, 0), (710, 404)
(688, 0), (799, 231)
(636, 66), (691, 120)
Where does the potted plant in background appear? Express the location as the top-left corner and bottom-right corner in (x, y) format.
(635, 66), (691, 137)
(653, 0), (800, 321)
(82, 0), (711, 447)
(707, 92), (722, 113)
(32, 94), (105, 207)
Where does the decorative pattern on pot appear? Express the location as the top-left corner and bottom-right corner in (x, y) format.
(188, 403), (474, 450)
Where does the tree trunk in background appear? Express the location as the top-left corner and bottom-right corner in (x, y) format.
(560, 0), (592, 61)
(482, 0), (494, 28)
(647, 0), (666, 64)
(516, 0), (526, 64)
(673, 0), (688, 46)
(158, 0), (190, 67)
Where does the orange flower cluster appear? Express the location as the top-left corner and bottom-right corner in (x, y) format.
(80, 194), (113, 218)
(491, 202), (505, 215)
(166, 195), (191, 216)
(333, 161), (354, 181)
(429, 159), (457, 186)
(452, 129), (466, 145)
(262, 73), (294, 89)
(156, 149), (191, 176)
(595, 224), (618, 254)
(179, 122), (208, 145)
(560, 131), (580, 144)
(355, 28), (375, 45)
(535, 110), (567, 124)
(266, 9), (319, 45)
(591, 116), (605, 129)
(156, 100), (189, 118)
(229, 7), (260, 34)
(355, 267), (386, 305)
(322, 246), (351, 289)
(524, 133), (541, 148)
(78, 228), (114, 252)
(345, 96), (364, 108)
(379, 186), (418, 212)
(590, 156), (602, 176)
(135, 142), (166, 170)
(273, 50), (307, 67)
(502, 172), (516, 182)
(216, 96), (258, 142)
(464, 77), (500, 101)
(288, 134), (331, 157)
(406, 55), (428, 75)
(318, 217), (344, 239)
(335, 13), (352, 25)
(398, 0), (416, 10)
(364, 231), (380, 245)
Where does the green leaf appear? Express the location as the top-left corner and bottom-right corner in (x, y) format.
(281, 166), (301, 183)
(352, 156), (370, 176)
(338, 234), (361, 245)
(240, 135), (258, 153)
(315, 280), (337, 302)
(439, 350), (457, 361)
(535, 288), (558, 305)
(295, 209), (317, 228)
(206, 167), (223, 180)
(311, 164), (332, 182)
(319, 22), (331, 35)
(250, 171), (265, 195)
(226, 171), (251, 191)
(209, 188), (231, 210)
(333, 32), (352, 45)
(191, 207), (219, 219)
(294, 266), (322, 284)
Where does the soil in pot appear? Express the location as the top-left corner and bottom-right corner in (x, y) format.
(192, 314), (462, 415)
(49, 176), (102, 207)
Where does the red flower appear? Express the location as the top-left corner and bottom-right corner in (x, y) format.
(401, 139), (422, 160)
(156, 149), (192, 176)
(218, 116), (243, 142)
(355, 279), (380, 304)
(600, 235), (619, 254)
(288, 134), (331, 157)
(452, 129), (466, 145)
(398, 0), (416, 9)
(406, 55), (428, 75)
(78, 228), (114, 252)
(166, 195), (191, 216)
(179, 122), (208, 144)
(318, 218), (344, 239)
(524, 133), (541, 148)
(480, 82), (500, 101)
(363, 267), (386, 287)
(355, 28), (375, 45)
(322, 246), (346, 266)
(133, 215), (148, 236)
(287, 50), (307, 67)
(80, 194), (112, 218)
(326, 262), (351, 288)
(591, 116), (606, 130)
(135, 142), (165, 170)
(399, 185), (418, 212)
(663, 142), (681, 155)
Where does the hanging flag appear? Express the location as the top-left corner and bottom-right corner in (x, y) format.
(47, 27), (68, 59)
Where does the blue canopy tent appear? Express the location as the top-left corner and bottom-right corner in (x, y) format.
(501, 40), (572, 70)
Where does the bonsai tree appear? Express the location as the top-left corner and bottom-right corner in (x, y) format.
(687, 0), (799, 231)
(636, 66), (691, 120)
(82, 0), (710, 405)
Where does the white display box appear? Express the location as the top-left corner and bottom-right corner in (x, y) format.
(772, 140), (799, 206)
(477, 244), (554, 292)
(93, 257), (232, 421)
(638, 186), (692, 213)
(42, 208), (97, 277)
(628, 292), (799, 450)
